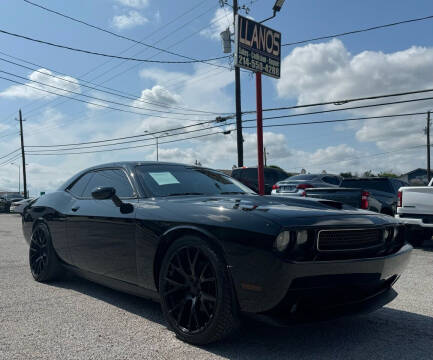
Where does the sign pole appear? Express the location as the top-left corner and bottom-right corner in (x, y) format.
(256, 72), (265, 196)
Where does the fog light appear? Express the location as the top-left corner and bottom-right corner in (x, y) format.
(383, 228), (390, 241)
(274, 231), (291, 252)
(296, 230), (308, 245)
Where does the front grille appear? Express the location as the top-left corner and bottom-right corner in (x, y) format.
(317, 229), (383, 251)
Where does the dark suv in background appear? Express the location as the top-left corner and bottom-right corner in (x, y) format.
(231, 167), (288, 195)
(0, 193), (24, 213)
(338, 177), (408, 215)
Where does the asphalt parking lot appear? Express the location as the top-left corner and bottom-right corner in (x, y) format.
(0, 214), (432, 360)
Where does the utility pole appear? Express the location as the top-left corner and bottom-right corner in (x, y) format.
(233, 0), (243, 167)
(264, 146), (267, 167)
(18, 110), (28, 198)
(427, 111), (431, 182)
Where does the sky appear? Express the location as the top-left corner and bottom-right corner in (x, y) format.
(0, 0), (433, 196)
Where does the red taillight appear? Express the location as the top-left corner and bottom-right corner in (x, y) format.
(361, 191), (370, 210)
(272, 184), (279, 190)
(398, 191), (402, 207)
(296, 183), (314, 190)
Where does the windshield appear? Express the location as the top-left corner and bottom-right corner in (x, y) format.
(136, 165), (256, 197)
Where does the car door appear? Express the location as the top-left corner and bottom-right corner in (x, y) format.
(66, 168), (138, 284)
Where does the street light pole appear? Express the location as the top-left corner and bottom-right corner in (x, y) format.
(145, 131), (169, 161)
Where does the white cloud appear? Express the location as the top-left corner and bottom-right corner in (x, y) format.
(133, 85), (181, 108)
(0, 69), (80, 100)
(115, 0), (149, 9)
(200, 8), (233, 40)
(112, 10), (148, 30)
(276, 39), (433, 154)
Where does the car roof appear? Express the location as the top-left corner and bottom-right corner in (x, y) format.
(58, 162), (223, 190)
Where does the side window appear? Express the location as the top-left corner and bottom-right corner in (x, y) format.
(68, 172), (94, 197)
(243, 168), (257, 182)
(264, 169), (278, 184)
(82, 169), (135, 199)
(323, 176), (340, 185)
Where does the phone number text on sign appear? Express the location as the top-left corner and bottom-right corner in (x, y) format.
(234, 14), (281, 79)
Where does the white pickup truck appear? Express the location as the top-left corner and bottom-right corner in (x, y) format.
(395, 178), (433, 246)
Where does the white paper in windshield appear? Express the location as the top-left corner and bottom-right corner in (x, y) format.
(149, 172), (180, 186)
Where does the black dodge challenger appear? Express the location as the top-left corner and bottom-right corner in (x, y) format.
(22, 162), (412, 344)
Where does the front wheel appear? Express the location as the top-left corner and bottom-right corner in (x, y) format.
(159, 236), (238, 345)
(29, 223), (64, 282)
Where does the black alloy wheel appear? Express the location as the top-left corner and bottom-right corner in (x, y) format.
(159, 236), (238, 344)
(29, 223), (64, 282)
(30, 227), (49, 277)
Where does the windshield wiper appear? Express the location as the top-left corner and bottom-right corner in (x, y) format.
(166, 192), (205, 196)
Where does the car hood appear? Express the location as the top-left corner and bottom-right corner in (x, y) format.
(150, 194), (396, 227)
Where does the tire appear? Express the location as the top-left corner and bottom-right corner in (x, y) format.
(159, 235), (238, 345)
(29, 223), (64, 282)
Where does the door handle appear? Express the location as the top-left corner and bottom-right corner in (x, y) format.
(71, 206), (80, 212)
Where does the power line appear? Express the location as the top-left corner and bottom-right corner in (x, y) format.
(25, 111), (427, 153)
(25, 122), (234, 152)
(282, 14), (433, 47)
(0, 148), (21, 161)
(23, 0), (230, 69)
(0, 69), (222, 118)
(26, 129), (232, 156)
(6, 6), (232, 123)
(0, 55), (231, 116)
(0, 28), (230, 65)
(0, 153), (21, 167)
(0, 75), (232, 121)
(0, 2), (220, 123)
(258, 96), (433, 121)
(243, 111), (428, 128)
(244, 88), (433, 114)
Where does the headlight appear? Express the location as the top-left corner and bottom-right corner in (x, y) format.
(393, 226), (399, 240)
(274, 231), (291, 252)
(296, 230), (308, 245)
(383, 228), (390, 241)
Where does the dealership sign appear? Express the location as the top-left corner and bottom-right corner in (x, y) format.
(234, 14), (281, 79)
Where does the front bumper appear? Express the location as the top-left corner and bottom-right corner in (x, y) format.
(229, 244), (412, 315)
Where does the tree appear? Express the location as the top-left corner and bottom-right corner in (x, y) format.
(377, 171), (399, 178)
(339, 172), (353, 178)
(362, 170), (375, 177)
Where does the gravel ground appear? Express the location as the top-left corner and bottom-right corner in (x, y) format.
(0, 213), (432, 359)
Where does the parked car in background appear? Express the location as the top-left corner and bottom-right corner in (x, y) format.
(304, 187), (382, 212)
(338, 178), (408, 216)
(231, 166), (288, 195)
(0, 193), (24, 213)
(10, 198), (35, 214)
(395, 178), (433, 246)
(271, 174), (342, 197)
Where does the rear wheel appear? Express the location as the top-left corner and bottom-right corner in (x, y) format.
(159, 236), (238, 345)
(29, 223), (64, 282)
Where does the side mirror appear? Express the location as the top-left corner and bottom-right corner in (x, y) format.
(91, 187), (116, 200)
(91, 187), (134, 214)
